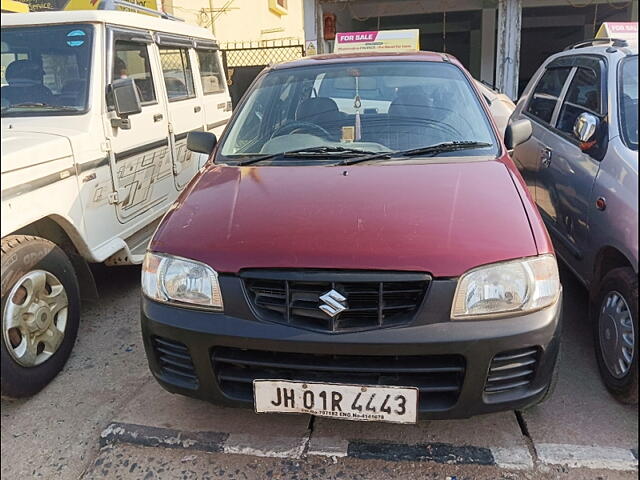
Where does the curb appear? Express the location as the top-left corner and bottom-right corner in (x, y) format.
(101, 422), (638, 472)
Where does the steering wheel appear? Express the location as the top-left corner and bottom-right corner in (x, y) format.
(271, 121), (331, 139)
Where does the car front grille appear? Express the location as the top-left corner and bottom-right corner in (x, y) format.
(484, 347), (539, 395)
(212, 347), (465, 412)
(152, 336), (199, 389)
(242, 270), (431, 332)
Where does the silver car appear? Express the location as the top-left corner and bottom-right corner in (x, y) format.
(511, 39), (638, 404)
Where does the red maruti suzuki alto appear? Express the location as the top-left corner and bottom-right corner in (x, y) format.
(140, 52), (562, 423)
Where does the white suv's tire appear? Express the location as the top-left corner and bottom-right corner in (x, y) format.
(1, 235), (80, 398)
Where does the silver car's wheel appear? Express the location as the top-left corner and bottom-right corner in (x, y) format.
(2, 270), (68, 367)
(599, 291), (635, 379)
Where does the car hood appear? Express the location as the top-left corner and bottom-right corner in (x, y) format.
(151, 160), (538, 277)
(1, 130), (73, 174)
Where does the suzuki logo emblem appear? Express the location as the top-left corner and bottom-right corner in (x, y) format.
(319, 289), (348, 317)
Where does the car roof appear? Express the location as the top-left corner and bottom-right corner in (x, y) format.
(1, 10), (216, 41)
(269, 51), (456, 71)
(554, 43), (638, 59)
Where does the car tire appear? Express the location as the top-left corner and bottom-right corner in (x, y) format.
(1, 235), (81, 398)
(592, 267), (638, 405)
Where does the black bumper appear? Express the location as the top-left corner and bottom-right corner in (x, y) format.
(141, 281), (562, 420)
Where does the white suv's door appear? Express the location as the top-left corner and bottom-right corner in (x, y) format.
(155, 36), (205, 190)
(105, 27), (173, 225)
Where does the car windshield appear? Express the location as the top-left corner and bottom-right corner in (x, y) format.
(218, 60), (498, 162)
(619, 55), (638, 151)
(1, 24), (93, 116)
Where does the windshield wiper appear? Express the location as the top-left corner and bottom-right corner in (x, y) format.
(236, 146), (384, 166)
(1, 102), (80, 112)
(340, 141), (493, 166)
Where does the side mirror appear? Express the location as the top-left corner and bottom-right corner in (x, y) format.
(573, 112), (598, 143)
(187, 131), (217, 155)
(505, 118), (533, 150)
(110, 77), (141, 129)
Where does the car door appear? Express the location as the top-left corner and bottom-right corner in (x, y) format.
(540, 56), (606, 276)
(194, 43), (232, 142)
(155, 35), (205, 190)
(514, 61), (573, 222)
(105, 27), (174, 225)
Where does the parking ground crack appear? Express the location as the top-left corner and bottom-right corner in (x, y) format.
(515, 409), (539, 467)
(301, 415), (316, 457)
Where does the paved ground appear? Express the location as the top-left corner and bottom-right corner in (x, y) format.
(1, 264), (637, 479)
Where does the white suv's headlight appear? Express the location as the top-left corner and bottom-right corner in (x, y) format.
(141, 252), (223, 310)
(451, 254), (560, 320)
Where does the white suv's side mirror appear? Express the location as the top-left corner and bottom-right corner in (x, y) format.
(573, 112), (598, 143)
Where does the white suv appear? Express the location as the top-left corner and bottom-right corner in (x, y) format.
(1, 10), (231, 397)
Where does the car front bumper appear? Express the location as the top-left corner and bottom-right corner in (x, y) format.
(141, 284), (562, 420)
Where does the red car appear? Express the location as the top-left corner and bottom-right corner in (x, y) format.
(140, 52), (562, 423)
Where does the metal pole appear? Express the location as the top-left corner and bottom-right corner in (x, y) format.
(208, 0), (216, 35)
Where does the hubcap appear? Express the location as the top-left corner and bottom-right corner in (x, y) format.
(599, 291), (635, 379)
(2, 270), (68, 367)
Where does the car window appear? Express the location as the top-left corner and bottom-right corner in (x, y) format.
(526, 67), (571, 124)
(619, 55), (638, 150)
(1, 24), (93, 115)
(196, 49), (225, 95)
(556, 67), (602, 135)
(112, 41), (156, 104)
(159, 47), (195, 101)
(220, 61), (499, 159)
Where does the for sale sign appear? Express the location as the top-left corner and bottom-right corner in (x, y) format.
(334, 29), (420, 54)
(596, 22), (638, 46)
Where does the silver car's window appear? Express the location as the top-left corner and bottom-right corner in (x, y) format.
(526, 67), (572, 124)
(219, 61), (498, 160)
(1, 24), (93, 116)
(556, 66), (601, 134)
(619, 56), (638, 151)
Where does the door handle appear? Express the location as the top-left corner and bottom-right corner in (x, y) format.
(194, 106), (201, 113)
(540, 147), (553, 168)
(153, 114), (163, 122)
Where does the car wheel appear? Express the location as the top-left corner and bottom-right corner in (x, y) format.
(593, 267), (638, 404)
(1, 235), (80, 398)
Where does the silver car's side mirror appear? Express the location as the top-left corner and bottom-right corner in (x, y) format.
(573, 112), (598, 143)
(505, 118), (533, 150)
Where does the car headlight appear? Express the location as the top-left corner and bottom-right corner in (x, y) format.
(141, 252), (223, 310)
(451, 254), (560, 320)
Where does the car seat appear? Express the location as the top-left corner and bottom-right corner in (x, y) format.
(295, 97), (343, 137)
(1, 60), (53, 105)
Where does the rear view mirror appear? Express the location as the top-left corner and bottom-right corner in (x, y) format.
(187, 131), (217, 155)
(110, 78), (141, 129)
(573, 112), (598, 143)
(505, 118), (533, 150)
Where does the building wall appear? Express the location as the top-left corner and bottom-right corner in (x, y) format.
(163, 0), (305, 44)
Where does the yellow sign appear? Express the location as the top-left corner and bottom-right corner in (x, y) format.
(306, 41), (317, 56)
(334, 29), (420, 54)
(1, 0), (29, 12)
(63, 0), (158, 12)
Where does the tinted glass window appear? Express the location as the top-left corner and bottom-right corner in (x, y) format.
(557, 67), (601, 134)
(619, 56), (638, 150)
(113, 41), (156, 104)
(526, 67), (571, 124)
(1, 24), (93, 115)
(220, 61), (498, 160)
(196, 49), (225, 95)
(159, 47), (195, 101)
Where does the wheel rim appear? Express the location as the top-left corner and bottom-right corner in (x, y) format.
(2, 270), (68, 367)
(599, 290), (635, 379)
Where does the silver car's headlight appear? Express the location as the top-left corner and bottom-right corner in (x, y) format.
(141, 252), (223, 310)
(451, 254), (560, 320)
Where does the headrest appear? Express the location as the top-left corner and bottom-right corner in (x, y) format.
(296, 97), (339, 121)
(5, 60), (45, 84)
(388, 93), (432, 118)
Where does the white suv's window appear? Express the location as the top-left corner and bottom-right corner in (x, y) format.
(159, 47), (196, 101)
(619, 56), (638, 150)
(526, 67), (572, 124)
(556, 67), (601, 134)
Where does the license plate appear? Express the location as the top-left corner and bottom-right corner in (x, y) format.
(253, 380), (418, 424)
